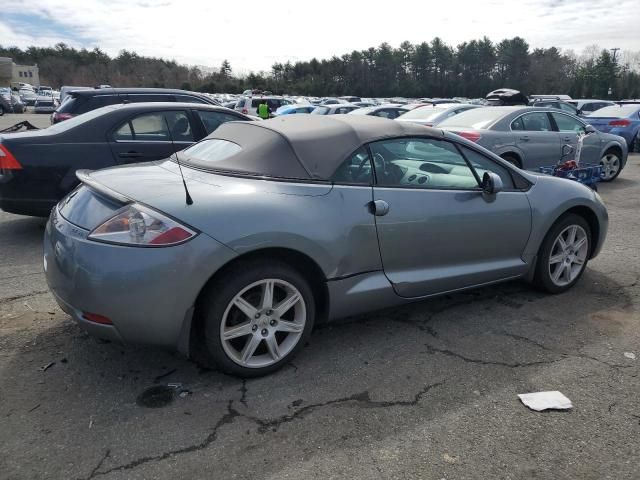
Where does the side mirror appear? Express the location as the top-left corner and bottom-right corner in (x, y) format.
(585, 124), (596, 134)
(481, 171), (503, 195)
(562, 144), (574, 158)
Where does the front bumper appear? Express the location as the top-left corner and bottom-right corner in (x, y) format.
(44, 207), (237, 349)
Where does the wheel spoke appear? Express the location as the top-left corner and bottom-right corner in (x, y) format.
(261, 280), (275, 310)
(241, 335), (262, 363)
(273, 292), (301, 318)
(573, 256), (585, 266)
(564, 263), (573, 282)
(567, 225), (577, 245)
(549, 253), (564, 265)
(223, 322), (253, 340)
(557, 236), (568, 251)
(234, 296), (258, 320)
(551, 265), (564, 282)
(573, 236), (587, 251)
(265, 335), (281, 361)
(276, 320), (304, 333)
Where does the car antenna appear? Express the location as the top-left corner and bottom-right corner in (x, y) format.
(163, 115), (193, 205)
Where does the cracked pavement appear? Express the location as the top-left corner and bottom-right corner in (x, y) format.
(1, 128), (639, 479)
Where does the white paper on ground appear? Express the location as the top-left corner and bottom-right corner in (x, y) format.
(518, 391), (573, 411)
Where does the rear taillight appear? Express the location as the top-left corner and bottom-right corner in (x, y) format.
(0, 144), (22, 170)
(608, 119), (631, 127)
(82, 312), (113, 325)
(52, 112), (73, 123)
(88, 203), (197, 247)
(242, 108), (248, 114)
(456, 131), (482, 143)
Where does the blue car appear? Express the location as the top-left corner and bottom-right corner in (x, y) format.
(273, 104), (315, 116)
(586, 104), (640, 151)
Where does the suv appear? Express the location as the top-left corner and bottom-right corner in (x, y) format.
(51, 88), (220, 124)
(235, 96), (292, 116)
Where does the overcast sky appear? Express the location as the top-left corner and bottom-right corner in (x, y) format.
(1, 0), (638, 74)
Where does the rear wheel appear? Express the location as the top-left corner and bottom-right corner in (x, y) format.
(600, 150), (622, 181)
(533, 214), (591, 294)
(0, 105), (4, 116)
(198, 260), (315, 377)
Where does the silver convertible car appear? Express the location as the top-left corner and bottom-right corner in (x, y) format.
(438, 106), (628, 181)
(44, 115), (608, 376)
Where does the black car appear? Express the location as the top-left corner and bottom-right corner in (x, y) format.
(51, 88), (220, 124)
(0, 102), (251, 217)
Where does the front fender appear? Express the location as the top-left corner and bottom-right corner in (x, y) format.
(523, 175), (608, 262)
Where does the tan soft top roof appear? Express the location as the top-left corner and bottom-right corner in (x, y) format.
(198, 114), (442, 180)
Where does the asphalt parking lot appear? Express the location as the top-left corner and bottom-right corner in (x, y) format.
(1, 113), (639, 480)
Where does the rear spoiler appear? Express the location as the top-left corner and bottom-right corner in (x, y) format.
(76, 169), (131, 203)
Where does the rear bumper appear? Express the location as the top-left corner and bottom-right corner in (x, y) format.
(44, 207), (237, 350)
(0, 170), (64, 217)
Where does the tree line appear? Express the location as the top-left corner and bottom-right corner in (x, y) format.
(2, 38), (639, 99)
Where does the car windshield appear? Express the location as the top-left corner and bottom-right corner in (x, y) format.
(589, 105), (638, 117)
(437, 107), (504, 129)
(182, 139), (242, 164)
(399, 106), (448, 120)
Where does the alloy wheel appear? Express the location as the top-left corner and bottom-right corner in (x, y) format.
(547, 224), (589, 287)
(600, 153), (620, 180)
(220, 278), (306, 368)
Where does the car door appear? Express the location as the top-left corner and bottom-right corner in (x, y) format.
(369, 137), (532, 298)
(510, 112), (561, 169)
(549, 112), (600, 164)
(109, 110), (196, 164)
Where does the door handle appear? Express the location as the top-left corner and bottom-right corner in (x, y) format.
(119, 151), (143, 158)
(370, 200), (389, 216)
(563, 136), (572, 142)
(519, 136), (530, 141)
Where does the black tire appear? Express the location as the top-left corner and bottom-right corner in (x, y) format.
(0, 105), (4, 116)
(501, 153), (521, 168)
(600, 149), (623, 182)
(197, 260), (315, 377)
(632, 134), (639, 153)
(533, 214), (591, 294)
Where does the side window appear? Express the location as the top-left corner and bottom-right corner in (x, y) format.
(551, 113), (585, 133)
(369, 138), (479, 190)
(130, 113), (169, 141)
(165, 111), (194, 141)
(460, 146), (514, 189)
(114, 121), (134, 141)
(511, 116), (525, 131)
(115, 111), (192, 142)
(331, 147), (372, 185)
(196, 110), (242, 135)
(520, 112), (552, 131)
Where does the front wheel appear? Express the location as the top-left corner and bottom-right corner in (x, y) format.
(199, 261), (315, 377)
(533, 214), (591, 294)
(600, 150), (622, 181)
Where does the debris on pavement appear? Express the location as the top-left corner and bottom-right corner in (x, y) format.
(623, 352), (636, 360)
(39, 362), (55, 372)
(518, 391), (573, 411)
